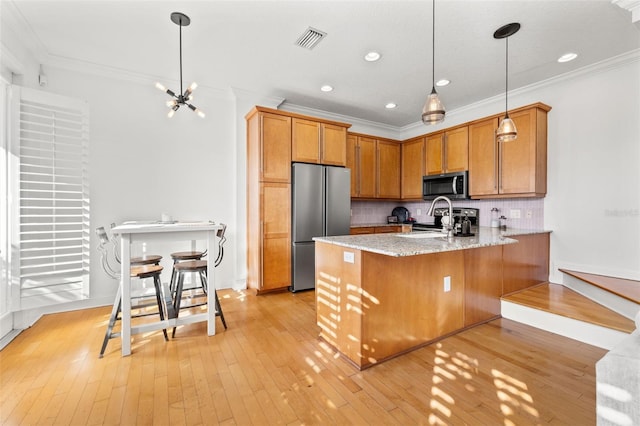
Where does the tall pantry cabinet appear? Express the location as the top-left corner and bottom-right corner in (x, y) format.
(246, 106), (350, 293)
(246, 109), (292, 293)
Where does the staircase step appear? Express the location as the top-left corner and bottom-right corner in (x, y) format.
(502, 283), (635, 333)
(559, 269), (640, 304)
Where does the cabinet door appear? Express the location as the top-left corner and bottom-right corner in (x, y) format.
(321, 123), (347, 166)
(469, 117), (499, 196)
(292, 118), (320, 164)
(426, 133), (444, 176)
(401, 137), (425, 199)
(358, 136), (377, 198)
(500, 108), (538, 194)
(377, 140), (401, 199)
(261, 182), (291, 291)
(346, 134), (358, 197)
(261, 113), (292, 182)
(444, 126), (469, 173)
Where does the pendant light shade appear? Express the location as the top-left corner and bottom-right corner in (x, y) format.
(422, 0), (445, 125)
(494, 22), (520, 142)
(156, 12), (205, 118)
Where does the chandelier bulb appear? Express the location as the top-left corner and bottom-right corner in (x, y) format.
(155, 82), (166, 92)
(167, 109), (176, 118)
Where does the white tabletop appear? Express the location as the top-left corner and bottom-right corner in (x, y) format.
(112, 221), (218, 234)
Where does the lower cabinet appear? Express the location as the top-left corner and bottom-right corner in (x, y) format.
(350, 225), (411, 235)
(247, 182), (291, 293)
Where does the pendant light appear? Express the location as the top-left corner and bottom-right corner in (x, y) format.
(155, 12), (205, 118)
(421, 0), (445, 125)
(493, 22), (520, 142)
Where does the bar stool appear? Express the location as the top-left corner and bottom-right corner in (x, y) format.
(169, 249), (207, 296)
(96, 227), (169, 358)
(172, 260), (227, 337)
(171, 223), (228, 337)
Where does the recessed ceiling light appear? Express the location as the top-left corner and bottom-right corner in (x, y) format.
(364, 51), (381, 62)
(385, 103), (397, 109)
(558, 52), (578, 63)
(435, 79), (450, 87)
(320, 85), (333, 92)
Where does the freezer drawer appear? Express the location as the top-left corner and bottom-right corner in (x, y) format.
(291, 242), (315, 292)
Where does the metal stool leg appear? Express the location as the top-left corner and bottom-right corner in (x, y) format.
(99, 285), (122, 358)
(214, 289), (227, 330)
(152, 274), (169, 341)
(172, 273), (185, 338)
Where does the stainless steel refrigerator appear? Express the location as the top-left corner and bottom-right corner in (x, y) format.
(291, 162), (351, 292)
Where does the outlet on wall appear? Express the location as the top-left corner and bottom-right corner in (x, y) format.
(417, 208), (422, 216)
(443, 276), (451, 292)
(526, 210), (533, 219)
(510, 209), (521, 219)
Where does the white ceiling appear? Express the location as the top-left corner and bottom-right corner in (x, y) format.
(3, 0), (640, 127)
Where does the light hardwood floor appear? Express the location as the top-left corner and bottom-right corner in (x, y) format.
(1, 289), (606, 425)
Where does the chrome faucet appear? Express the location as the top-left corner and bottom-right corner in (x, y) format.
(427, 196), (455, 238)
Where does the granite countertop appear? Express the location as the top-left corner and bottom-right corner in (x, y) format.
(316, 227), (550, 257)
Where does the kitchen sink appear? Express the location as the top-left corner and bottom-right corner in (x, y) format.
(396, 231), (447, 239)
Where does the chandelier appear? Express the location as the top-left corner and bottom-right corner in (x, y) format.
(155, 12), (205, 118)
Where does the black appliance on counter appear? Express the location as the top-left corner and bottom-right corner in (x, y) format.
(412, 207), (479, 235)
(389, 206), (415, 224)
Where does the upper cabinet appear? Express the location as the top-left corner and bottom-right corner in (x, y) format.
(469, 103), (550, 198)
(401, 136), (425, 199)
(251, 111), (292, 183)
(377, 139), (401, 199)
(348, 133), (400, 199)
(426, 126), (469, 175)
(292, 118), (348, 166)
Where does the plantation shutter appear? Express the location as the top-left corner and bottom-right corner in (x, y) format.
(13, 86), (90, 310)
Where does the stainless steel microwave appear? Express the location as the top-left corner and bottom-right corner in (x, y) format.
(422, 171), (469, 200)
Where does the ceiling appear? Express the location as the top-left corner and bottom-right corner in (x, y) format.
(3, 0), (640, 127)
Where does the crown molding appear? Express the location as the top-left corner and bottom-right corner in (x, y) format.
(284, 48), (640, 141)
(612, 0), (640, 23)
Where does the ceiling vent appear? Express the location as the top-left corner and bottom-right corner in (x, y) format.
(295, 27), (327, 49)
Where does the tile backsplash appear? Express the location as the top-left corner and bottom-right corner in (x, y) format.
(351, 198), (544, 230)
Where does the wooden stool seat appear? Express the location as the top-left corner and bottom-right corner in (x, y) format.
(174, 260), (207, 272)
(170, 251), (205, 261)
(131, 254), (162, 266)
(131, 264), (164, 278)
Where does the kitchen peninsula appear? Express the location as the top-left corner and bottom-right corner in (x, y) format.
(314, 228), (550, 369)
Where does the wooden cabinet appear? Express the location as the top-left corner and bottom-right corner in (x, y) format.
(469, 103), (550, 198)
(350, 225), (411, 235)
(257, 112), (292, 183)
(246, 107), (293, 293)
(377, 139), (401, 198)
(426, 126), (468, 175)
(292, 119), (347, 166)
(348, 133), (400, 199)
(347, 134), (376, 198)
(401, 137), (425, 199)
(260, 182), (291, 292)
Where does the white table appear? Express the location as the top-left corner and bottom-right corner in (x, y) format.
(111, 221), (221, 356)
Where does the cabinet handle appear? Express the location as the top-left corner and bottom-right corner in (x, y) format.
(443, 134), (448, 172)
(356, 144), (361, 195)
(493, 129), (498, 190)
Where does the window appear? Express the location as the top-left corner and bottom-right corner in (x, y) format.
(11, 86), (90, 310)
